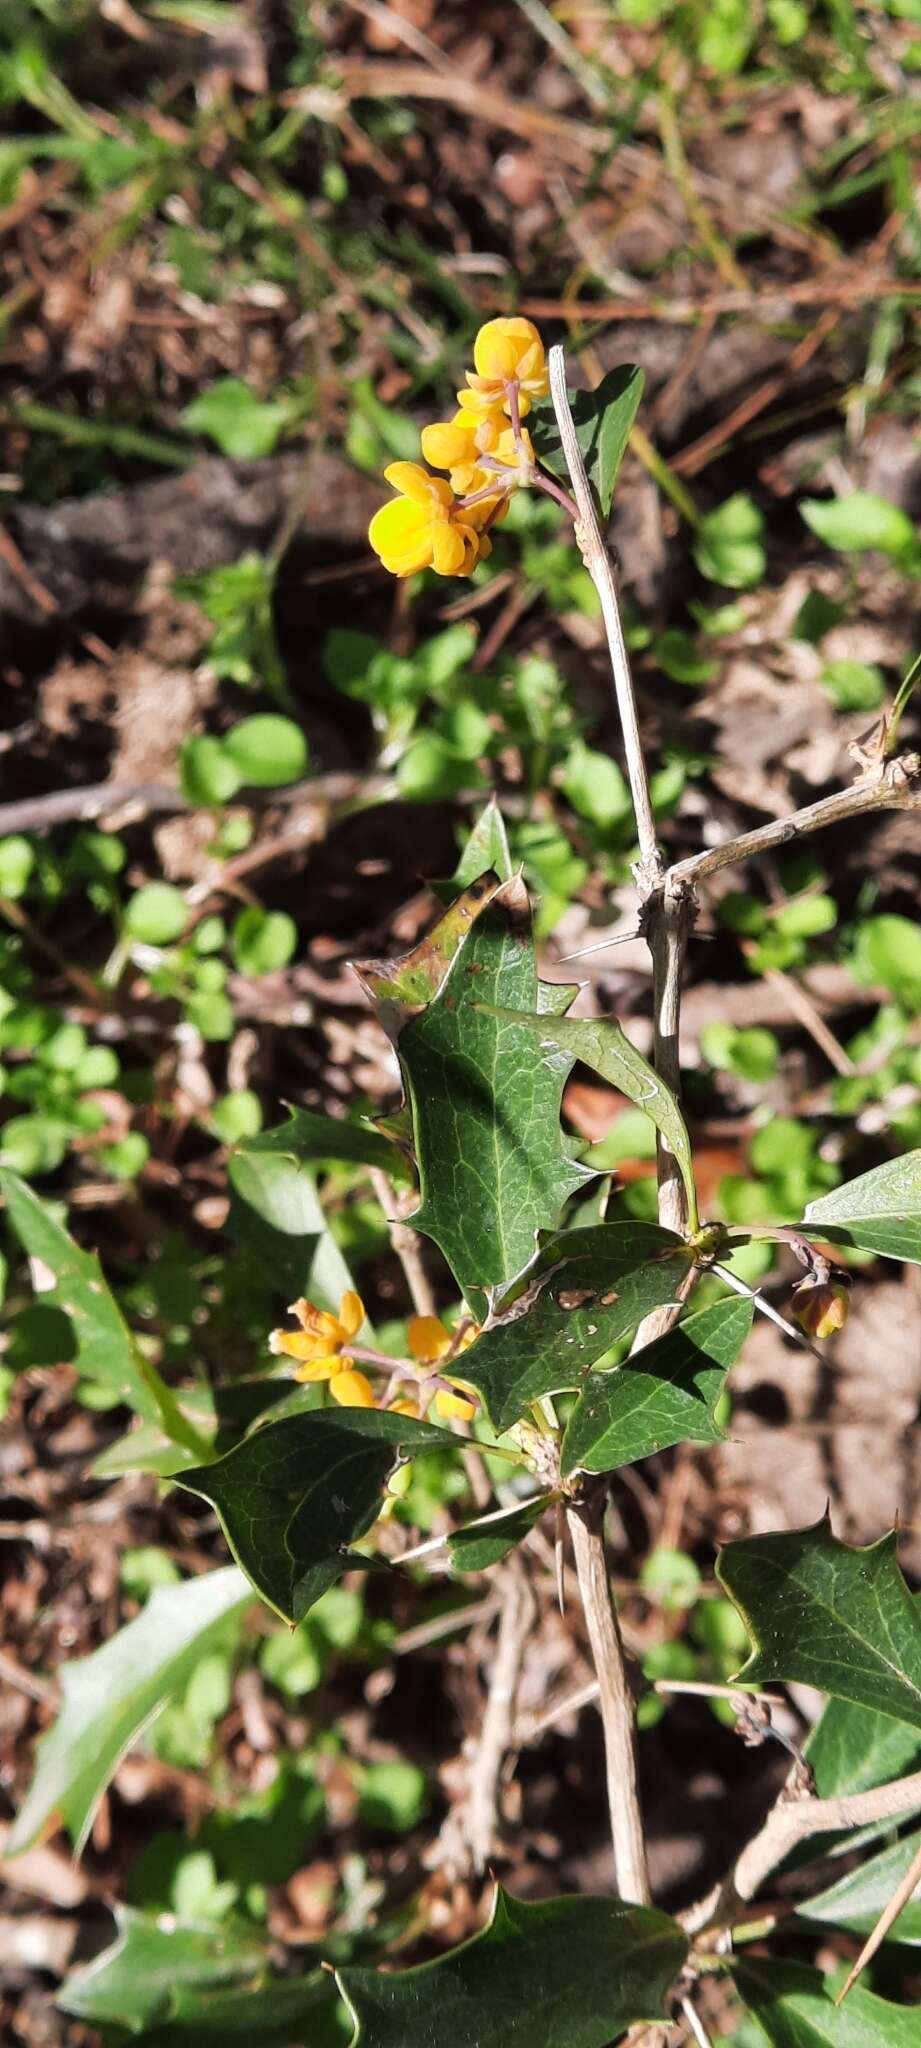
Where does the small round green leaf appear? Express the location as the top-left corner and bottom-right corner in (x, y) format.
(232, 908), (297, 977)
(180, 736), (242, 807)
(223, 716), (307, 788)
(125, 883), (188, 946)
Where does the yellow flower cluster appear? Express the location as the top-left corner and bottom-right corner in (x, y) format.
(269, 1292), (479, 1422)
(369, 317), (548, 580)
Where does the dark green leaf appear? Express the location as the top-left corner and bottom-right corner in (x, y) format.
(530, 366), (645, 517)
(7, 1568), (250, 1855)
(717, 1516), (921, 1729)
(228, 1133), (361, 1312)
(732, 1957), (920, 2046)
(138, 1971), (344, 2048)
(462, 1223), (690, 1432)
(338, 1887), (686, 2048)
(479, 1009), (698, 1233)
(803, 1149), (921, 1262)
(806, 1693), (921, 1802)
(0, 1171), (202, 1449)
(58, 1908), (268, 2033)
(451, 800), (514, 888)
(176, 1410), (456, 1624)
(362, 881), (593, 1313)
(798, 1824), (921, 1944)
(448, 1496), (548, 1572)
(561, 1295), (751, 1477)
(239, 1106), (411, 1181)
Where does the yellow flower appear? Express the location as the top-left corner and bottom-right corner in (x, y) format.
(368, 461), (491, 579)
(408, 1315), (479, 1423)
(792, 1277), (850, 1341)
(269, 1289), (364, 1381)
(458, 317), (548, 419)
(422, 412), (534, 495)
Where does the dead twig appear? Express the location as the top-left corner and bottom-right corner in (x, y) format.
(463, 1559), (535, 1874)
(684, 1764), (921, 1933)
(667, 755), (921, 890)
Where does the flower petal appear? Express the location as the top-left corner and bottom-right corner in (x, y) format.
(293, 1354), (339, 1382)
(383, 460), (432, 503)
(421, 418), (476, 469)
(408, 1314), (452, 1363)
(432, 1387), (478, 1421)
(431, 523), (467, 576)
(338, 1290), (365, 1340)
(329, 1368), (376, 1408)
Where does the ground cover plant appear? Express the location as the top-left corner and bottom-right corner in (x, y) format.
(1, 5), (921, 2047)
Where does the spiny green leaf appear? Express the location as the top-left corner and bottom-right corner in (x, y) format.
(461, 1222), (690, 1432)
(238, 1106), (412, 1181)
(0, 1171), (204, 1452)
(338, 1887), (687, 2048)
(7, 1568), (251, 1856)
(717, 1516), (921, 1729)
(451, 800), (514, 888)
(371, 881), (593, 1314)
(352, 872), (504, 1040)
(803, 1148), (921, 1262)
(480, 1008), (698, 1233)
(58, 1907), (269, 2033)
(798, 1824), (921, 1944)
(561, 1295), (751, 1477)
(176, 1410), (457, 1624)
(732, 1957), (920, 2046)
(448, 1496), (549, 1572)
(530, 365), (645, 517)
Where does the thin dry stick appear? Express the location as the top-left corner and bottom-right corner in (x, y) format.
(567, 1489), (650, 1904)
(548, 347), (661, 891)
(684, 1765), (921, 1933)
(464, 1560), (535, 1873)
(835, 1832), (921, 2004)
(550, 345), (658, 1911)
(369, 1167), (436, 1317)
(666, 753), (921, 889)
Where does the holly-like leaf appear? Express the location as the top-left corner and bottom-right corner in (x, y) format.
(7, 1568), (251, 1856)
(58, 1908), (269, 2033)
(480, 1009), (698, 1234)
(806, 1693), (921, 1802)
(451, 800), (514, 888)
(798, 1824), (921, 1944)
(717, 1516), (921, 1729)
(176, 1409), (456, 1624)
(803, 1148), (921, 1262)
(138, 1973), (346, 2047)
(239, 1107), (412, 1180)
(448, 1496), (548, 1572)
(461, 1222), (690, 1432)
(0, 1170), (206, 1455)
(228, 1131), (363, 1314)
(561, 1294), (751, 1478)
(530, 366), (645, 517)
(361, 880), (593, 1313)
(338, 1887), (687, 2048)
(732, 1957), (919, 2046)
(353, 871), (505, 1041)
